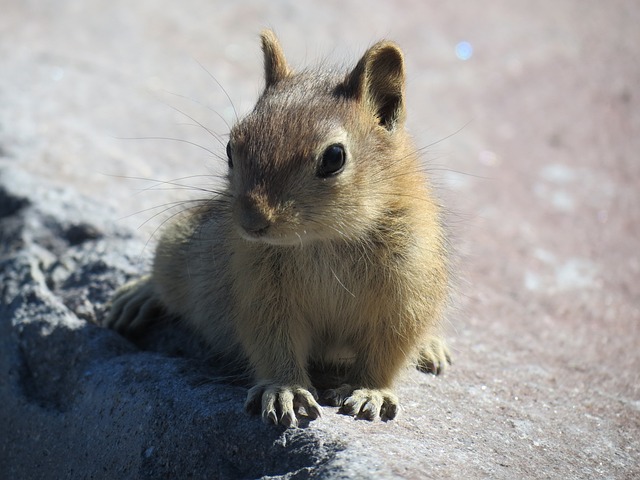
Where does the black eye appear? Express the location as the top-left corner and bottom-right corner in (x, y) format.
(226, 141), (233, 169)
(318, 144), (346, 178)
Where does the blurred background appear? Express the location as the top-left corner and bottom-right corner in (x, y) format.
(3, 1), (634, 224)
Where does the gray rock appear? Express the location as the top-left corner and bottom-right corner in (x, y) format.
(0, 167), (352, 479)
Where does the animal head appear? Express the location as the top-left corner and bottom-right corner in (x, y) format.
(227, 30), (410, 246)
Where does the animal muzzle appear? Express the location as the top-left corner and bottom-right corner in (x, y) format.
(235, 193), (273, 238)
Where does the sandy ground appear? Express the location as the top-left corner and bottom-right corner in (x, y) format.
(1, 1), (638, 478)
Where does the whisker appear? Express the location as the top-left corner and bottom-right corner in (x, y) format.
(102, 173), (230, 202)
(412, 121), (472, 153)
(115, 136), (219, 157)
(104, 173), (225, 183)
(117, 198), (211, 220)
(141, 199), (211, 250)
(162, 89), (231, 131)
(424, 167), (491, 180)
(136, 199), (204, 231)
(194, 59), (239, 123)
(155, 99), (226, 149)
(330, 267), (356, 298)
(137, 183), (224, 196)
(304, 216), (351, 241)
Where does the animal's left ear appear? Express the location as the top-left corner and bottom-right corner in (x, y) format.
(339, 41), (406, 130)
(260, 29), (291, 88)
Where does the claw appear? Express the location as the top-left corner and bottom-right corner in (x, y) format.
(322, 384), (353, 407)
(245, 383), (323, 427)
(244, 384), (263, 415)
(335, 387), (399, 421)
(382, 400), (398, 421)
(261, 387), (278, 425)
(306, 402), (322, 420)
(417, 336), (452, 375)
(281, 411), (298, 428)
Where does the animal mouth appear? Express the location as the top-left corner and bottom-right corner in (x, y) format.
(238, 224), (307, 247)
(239, 224), (269, 241)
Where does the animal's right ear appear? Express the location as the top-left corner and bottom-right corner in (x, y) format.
(261, 30), (291, 88)
(339, 41), (406, 130)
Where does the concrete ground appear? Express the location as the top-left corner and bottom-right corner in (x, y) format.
(1, 0), (638, 478)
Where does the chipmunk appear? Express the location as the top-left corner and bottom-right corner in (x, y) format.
(107, 30), (451, 427)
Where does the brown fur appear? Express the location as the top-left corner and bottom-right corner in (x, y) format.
(107, 30), (451, 427)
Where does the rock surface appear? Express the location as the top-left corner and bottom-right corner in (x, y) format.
(1, 1), (639, 479)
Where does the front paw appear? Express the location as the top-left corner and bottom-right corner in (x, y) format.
(416, 336), (452, 375)
(244, 382), (322, 428)
(323, 384), (399, 421)
(106, 275), (159, 335)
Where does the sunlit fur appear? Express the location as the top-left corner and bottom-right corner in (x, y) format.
(107, 30), (451, 426)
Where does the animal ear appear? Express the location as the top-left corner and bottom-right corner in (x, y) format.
(340, 41), (406, 130)
(260, 29), (291, 88)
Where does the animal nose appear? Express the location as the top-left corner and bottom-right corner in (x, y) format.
(237, 194), (271, 235)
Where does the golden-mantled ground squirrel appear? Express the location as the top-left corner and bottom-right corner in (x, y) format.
(107, 30), (451, 427)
